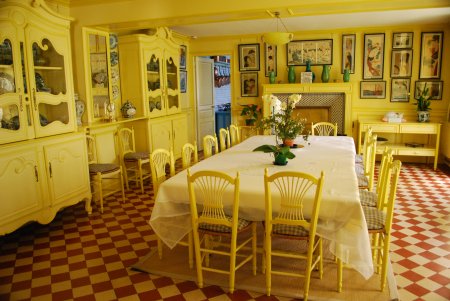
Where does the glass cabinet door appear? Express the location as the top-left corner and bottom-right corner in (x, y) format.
(145, 49), (164, 117)
(164, 52), (180, 115)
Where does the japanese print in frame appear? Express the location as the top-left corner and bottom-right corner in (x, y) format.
(264, 43), (277, 77)
(391, 49), (413, 78)
(363, 33), (385, 80)
(391, 78), (410, 102)
(392, 32), (413, 49)
(419, 32), (443, 79)
(240, 72), (258, 97)
(287, 39), (333, 66)
(342, 34), (356, 74)
(238, 44), (260, 71)
(360, 81), (386, 99)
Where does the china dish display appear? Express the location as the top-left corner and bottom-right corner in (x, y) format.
(0, 72), (15, 94)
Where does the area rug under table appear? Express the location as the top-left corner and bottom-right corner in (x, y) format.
(131, 238), (398, 301)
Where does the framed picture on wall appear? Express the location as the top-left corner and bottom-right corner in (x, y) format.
(180, 70), (187, 93)
(342, 34), (356, 74)
(414, 81), (443, 100)
(391, 78), (410, 102)
(264, 43), (277, 77)
(238, 44), (260, 71)
(363, 33), (385, 79)
(391, 49), (413, 78)
(180, 45), (187, 69)
(360, 81), (386, 99)
(286, 39), (333, 66)
(240, 72), (258, 97)
(392, 32), (413, 49)
(419, 32), (443, 79)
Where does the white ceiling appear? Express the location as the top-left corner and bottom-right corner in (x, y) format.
(170, 8), (450, 38)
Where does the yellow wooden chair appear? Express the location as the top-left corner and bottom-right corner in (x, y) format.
(181, 142), (198, 169)
(219, 127), (231, 151)
(86, 135), (125, 213)
(187, 169), (257, 293)
(117, 127), (151, 193)
(229, 124), (241, 146)
(338, 160), (402, 292)
(263, 168), (325, 301)
(311, 122), (338, 136)
(357, 133), (377, 191)
(150, 148), (194, 268)
(202, 134), (219, 159)
(355, 127), (373, 165)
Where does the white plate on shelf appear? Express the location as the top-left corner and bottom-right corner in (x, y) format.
(0, 72), (15, 94)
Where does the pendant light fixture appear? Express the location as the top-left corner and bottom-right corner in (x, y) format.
(262, 11), (293, 46)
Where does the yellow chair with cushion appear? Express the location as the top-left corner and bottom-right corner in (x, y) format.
(219, 127), (231, 151)
(86, 135), (125, 213)
(117, 127), (151, 193)
(187, 169), (257, 293)
(263, 168), (325, 301)
(203, 134), (219, 159)
(181, 142), (198, 170)
(229, 124), (241, 146)
(311, 122), (338, 136)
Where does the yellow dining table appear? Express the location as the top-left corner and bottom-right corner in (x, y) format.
(149, 135), (374, 279)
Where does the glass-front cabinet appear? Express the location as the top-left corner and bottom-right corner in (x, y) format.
(0, 13), (75, 145)
(82, 28), (113, 123)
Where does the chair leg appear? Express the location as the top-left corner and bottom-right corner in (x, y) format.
(252, 223), (257, 275)
(188, 232), (194, 269)
(265, 233), (272, 296)
(192, 229), (204, 288)
(122, 162), (130, 190)
(318, 237), (323, 279)
(96, 173), (104, 213)
(380, 233), (389, 291)
(337, 257), (343, 292)
(119, 167), (125, 202)
(229, 238), (237, 293)
(138, 159), (144, 194)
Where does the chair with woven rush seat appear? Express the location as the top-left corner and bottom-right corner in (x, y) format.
(219, 128), (231, 151)
(229, 124), (241, 146)
(263, 168), (325, 301)
(187, 169), (257, 293)
(203, 134), (219, 159)
(311, 122), (338, 136)
(181, 142), (198, 170)
(117, 127), (151, 194)
(86, 135), (125, 213)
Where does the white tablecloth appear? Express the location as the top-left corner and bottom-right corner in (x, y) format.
(149, 135), (374, 279)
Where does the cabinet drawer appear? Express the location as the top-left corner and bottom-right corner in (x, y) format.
(361, 123), (398, 133)
(397, 148), (436, 156)
(400, 124), (439, 134)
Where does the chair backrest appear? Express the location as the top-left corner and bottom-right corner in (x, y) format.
(311, 122), (338, 136)
(182, 142), (198, 169)
(219, 128), (230, 151)
(376, 147), (393, 195)
(229, 124), (241, 146)
(381, 160), (402, 233)
(203, 134), (219, 159)
(117, 127), (136, 156)
(86, 135), (98, 164)
(362, 127), (373, 159)
(150, 148), (175, 196)
(264, 168), (325, 239)
(364, 134), (378, 191)
(187, 169), (240, 230)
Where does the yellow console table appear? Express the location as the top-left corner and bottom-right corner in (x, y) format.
(358, 120), (441, 170)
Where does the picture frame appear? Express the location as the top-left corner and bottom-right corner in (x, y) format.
(179, 45), (187, 69)
(286, 39), (333, 66)
(240, 72), (258, 97)
(391, 78), (410, 102)
(392, 32), (413, 49)
(363, 33), (385, 79)
(301, 72), (313, 84)
(180, 70), (187, 93)
(419, 32), (443, 79)
(360, 81), (386, 99)
(414, 81), (443, 100)
(391, 49), (413, 78)
(264, 43), (277, 77)
(238, 44), (260, 71)
(342, 34), (356, 73)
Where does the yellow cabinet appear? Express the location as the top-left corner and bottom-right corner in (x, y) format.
(149, 114), (187, 159)
(119, 28), (181, 118)
(0, 132), (91, 235)
(0, 0), (76, 145)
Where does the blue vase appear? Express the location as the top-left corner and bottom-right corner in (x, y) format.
(305, 60), (315, 82)
(288, 66), (296, 83)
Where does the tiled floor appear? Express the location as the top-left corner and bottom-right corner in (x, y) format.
(0, 161), (449, 301)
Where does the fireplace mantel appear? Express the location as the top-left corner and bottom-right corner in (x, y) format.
(262, 83), (354, 135)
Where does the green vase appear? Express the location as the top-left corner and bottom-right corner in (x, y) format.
(269, 71), (276, 84)
(288, 66), (296, 83)
(343, 68), (350, 82)
(321, 65), (330, 83)
(305, 60), (315, 82)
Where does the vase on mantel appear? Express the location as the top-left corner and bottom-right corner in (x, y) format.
(305, 60), (315, 82)
(288, 66), (296, 83)
(269, 71), (276, 84)
(321, 65), (330, 83)
(343, 68), (350, 82)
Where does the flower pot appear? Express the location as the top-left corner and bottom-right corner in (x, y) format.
(274, 153), (288, 166)
(417, 111), (430, 123)
(245, 119), (256, 126)
(282, 139), (295, 147)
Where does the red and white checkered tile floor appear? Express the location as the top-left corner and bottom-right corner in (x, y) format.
(0, 162), (449, 301)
